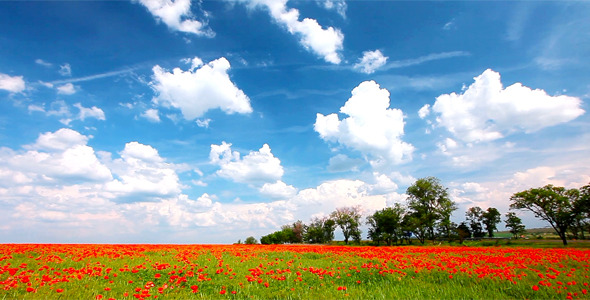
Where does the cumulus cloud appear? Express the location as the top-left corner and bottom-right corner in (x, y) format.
(74, 103), (106, 122)
(56, 83), (76, 95)
(354, 50), (388, 74)
(259, 180), (298, 199)
(430, 69), (584, 143)
(1, 128), (112, 184)
(315, 80), (414, 166)
(210, 142), (284, 184)
(418, 104), (430, 119)
(136, 0), (214, 37)
(240, 0), (344, 64)
(0, 73), (26, 93)
(106, 142), (182, 199)
(150, 57), (252, 120)
(141, 108), (161, 123)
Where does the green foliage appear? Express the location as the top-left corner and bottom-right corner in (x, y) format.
(330, 206), (362, 245)
(366, 204), (405, 245)
(244, 236), (258, 245)
(465, 206), (485, 238)
(455, 222), (471, 244)
(304, 217), (335, 244)
(481, 207), (502, 238)
(510, 183), (588, 245)
(504, 212), (526, 239)
(406, 177), (457, 243)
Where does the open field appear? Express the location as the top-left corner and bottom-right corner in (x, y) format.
(1, 244), (589, 299)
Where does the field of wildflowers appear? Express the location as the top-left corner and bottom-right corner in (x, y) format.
(1, 244), (589, 299)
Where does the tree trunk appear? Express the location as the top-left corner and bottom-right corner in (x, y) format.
(559, 230), (568, 246)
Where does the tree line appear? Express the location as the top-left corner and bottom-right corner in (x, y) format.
(241, 177), (590, 246)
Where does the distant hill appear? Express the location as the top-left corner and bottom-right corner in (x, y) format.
(496, 227), (554, 234)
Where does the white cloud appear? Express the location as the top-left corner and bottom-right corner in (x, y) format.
(27, 101), (98, 125)
(418, 104), (430, 119)
(354, 50), (388, 74)
(196, 118), (211, 128)
(0, 73), (26, 93)
(141, 108), (161, 123)
(240, 0), (343, 64)
(431, 69), (585, 143)
(259, 180), (297, 199)
(30, 128), (89, 151)
(1, 128), (112, 184)
(318, 0), (347, 18)
(382, 51), (470, 70)
(210, 142), (284, 184)
(35, 59), (53, 67)
(106, 142), (182, 198)
(136, 0), (214, 37)
(315, 80), (414, 166)
(59, 63), (72, 76)
(74, 103), (106, 122)
(57, 83), (76, 95)
(150, 57), (252, 120)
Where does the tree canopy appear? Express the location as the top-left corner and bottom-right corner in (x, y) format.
(510, 183), (589, 245)
(406, 177), (457, 243)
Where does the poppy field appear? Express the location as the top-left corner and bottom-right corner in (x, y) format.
(1, 244), (589, 299)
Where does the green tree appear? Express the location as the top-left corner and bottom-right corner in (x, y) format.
(481, 207), (502, 238)
(366, 204), (405, 246)
(406, 177), (457, 243)
(504, 212), (526, 239)
(510, 184), (587, 245)
(465, 206), (485, 238)
(304, 217), (335, 244)
(455, 222), (471, 244)
(330, 206), (362, 245)
(244, 236), (258, 244)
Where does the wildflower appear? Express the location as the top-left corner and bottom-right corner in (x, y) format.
(56, 288), (64, 293)
(532, 285), (539, 291)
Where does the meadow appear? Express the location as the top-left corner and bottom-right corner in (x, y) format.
(1, 243), (589, 299)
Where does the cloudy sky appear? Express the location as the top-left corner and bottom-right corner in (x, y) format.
(1, 0), (589, 243)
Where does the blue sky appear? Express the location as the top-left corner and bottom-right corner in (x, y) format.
(1, 0), (589, 243)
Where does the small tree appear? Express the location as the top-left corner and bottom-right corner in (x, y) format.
(366, 204), (405, 246)
(455, 222), (471, 244)
(330, 206), (362, 245)
(304, 217), (336, 244)
(510, 184), (587, 245)
(244, 236), (258, 244)
(465, 206), (485, 238)
(505, 212), (526, 239)
(481, 207), (502, 238)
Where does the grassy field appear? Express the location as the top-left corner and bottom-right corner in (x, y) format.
(1, 243), (589, 299)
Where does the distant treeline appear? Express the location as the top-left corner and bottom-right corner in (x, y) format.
(239, 177), (590, 246)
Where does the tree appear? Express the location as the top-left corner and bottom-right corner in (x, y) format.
(504, 212), (526, 239)
(330, 206), (362, 245)
(244, 236), (258, 244)
(481, 207), (502, 238)
(304, 217), (336, 244)
(510, 184), (587, 245)
(406, 177), (457, 243)
(455, 222), (471, 244)
(465, 206), (485, 238)
(366, 204), (405, 246)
